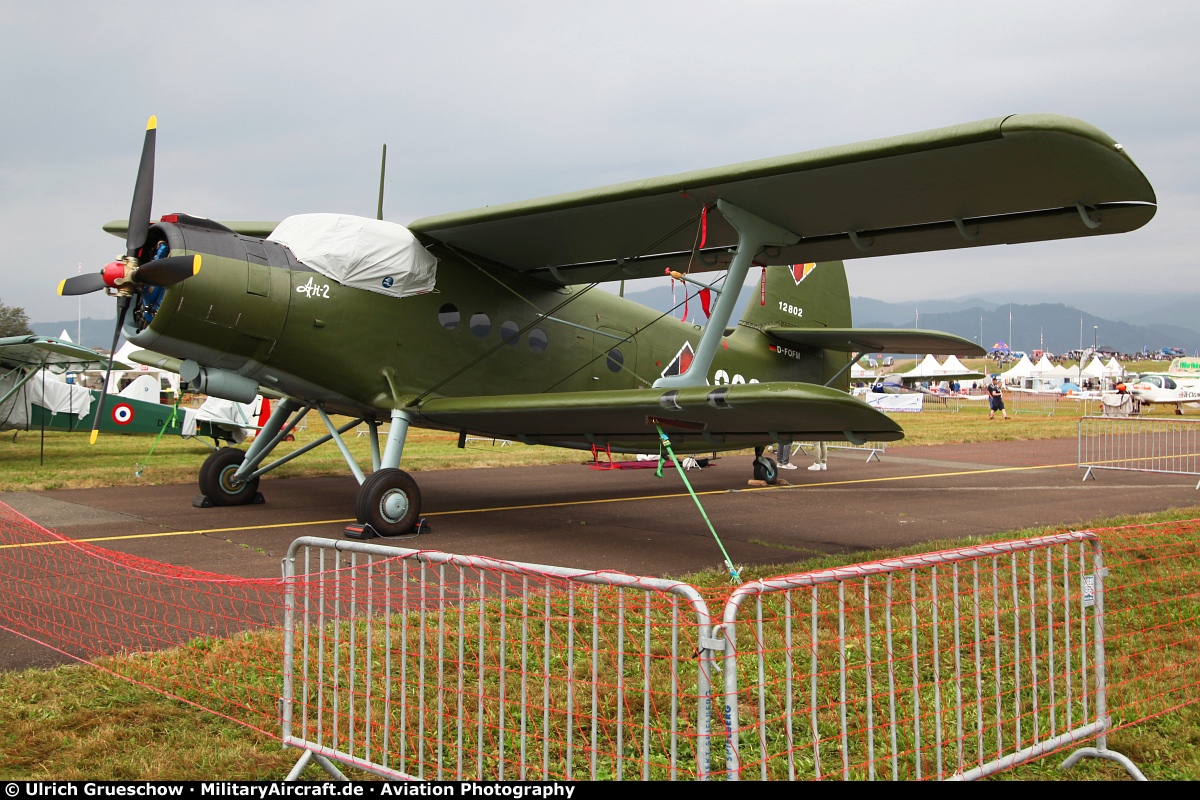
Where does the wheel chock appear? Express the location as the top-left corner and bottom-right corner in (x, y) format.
(192, 492), (265, 509)
(344, 517), (431, 541)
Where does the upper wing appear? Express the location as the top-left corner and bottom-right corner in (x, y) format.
(0, 336), (130, 371)
(415, 381), (903, 453)
(406, 114), (1155, 284)
(760, 327), (984, 356)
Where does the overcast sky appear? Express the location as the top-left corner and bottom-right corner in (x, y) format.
(2, 1), (1196, 324)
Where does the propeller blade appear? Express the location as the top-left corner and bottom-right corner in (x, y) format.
(57, 273), (107, 296)
(90, 295), (131, 446)
(126, 116), (157, 258)
(136, 254), (201, 287)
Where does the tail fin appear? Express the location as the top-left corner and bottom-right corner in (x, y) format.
(738, 261), (851, 330)
(738, 261), (853, 389)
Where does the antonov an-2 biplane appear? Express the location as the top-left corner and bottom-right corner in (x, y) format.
(58, 115), (1156, 536)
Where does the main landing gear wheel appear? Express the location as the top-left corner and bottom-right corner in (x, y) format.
(198, 447), (261, 506)
(752, 455), (778, 485)
(356, 468), (422, 537)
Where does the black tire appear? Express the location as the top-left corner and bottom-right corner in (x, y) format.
(198, 447), (261, 506)
(356, 468), (422, 536)
(752, 456), (778, 485)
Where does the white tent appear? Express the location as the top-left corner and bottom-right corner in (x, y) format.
(1000, 354), (1034, 383)
(1103, 357), (1125, 378)
(941, 354), (972, 374)
(900, 354), (983, 384)
(1082, 357), (1106, 378)
(851, 362), (877, 380)
(58, 329), (73, 343)
(900, 354), (943, 380)
(1031, 355), (1055, 374)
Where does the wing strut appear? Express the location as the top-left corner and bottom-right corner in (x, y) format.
(654, 200), (798, 388)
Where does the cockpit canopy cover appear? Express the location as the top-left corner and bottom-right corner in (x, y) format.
(267, 213), (437, 298)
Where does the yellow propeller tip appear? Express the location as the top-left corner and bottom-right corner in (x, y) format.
(89, 430), (99, 445)
(56, 279), (66, 296)
(147, 115), (157, 131)
(193, 254), (202, 275)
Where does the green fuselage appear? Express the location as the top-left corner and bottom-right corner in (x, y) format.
(129, 221), (849, 432)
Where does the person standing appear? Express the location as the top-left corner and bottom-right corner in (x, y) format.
(777, 438), (797, 470)
(987, 377), (1008, 420)
(808, 440), (828, 471)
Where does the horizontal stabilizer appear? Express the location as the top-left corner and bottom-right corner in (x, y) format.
(416, 381), (903, 454)
(760, 327), (985, 356)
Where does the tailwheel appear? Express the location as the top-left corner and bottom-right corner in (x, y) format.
(355, 468), (422, 536)
(752, 455), (778, 485)
(198, 447), (261, 506)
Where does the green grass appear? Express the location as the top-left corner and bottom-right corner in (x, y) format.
(1, 506), (1197, 781)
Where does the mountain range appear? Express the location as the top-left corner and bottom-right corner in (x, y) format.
(30, 289), (1199, 358)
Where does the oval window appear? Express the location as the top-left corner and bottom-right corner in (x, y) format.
(470, 313), (491, 337)
(606, 348), (624, 372)
(500, 320), (520, 346)
(528, 328), (548, 353)
(438, 303), (460, 329)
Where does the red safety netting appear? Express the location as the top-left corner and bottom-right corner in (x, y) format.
(1, 500), (1196, 780)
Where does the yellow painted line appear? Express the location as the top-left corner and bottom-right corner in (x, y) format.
(3, 459), (1082, 550)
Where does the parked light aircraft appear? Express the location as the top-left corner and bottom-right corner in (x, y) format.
(0, 335), (242, 442)
(1122, 374), (1200, 413)
(58, 115), (1156, 535)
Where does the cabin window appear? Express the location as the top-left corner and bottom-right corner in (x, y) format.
(438, 304), (460, 329)
(470, 313), (491, 337)
(529, 328), (548, 353)
(500, 320), (520, 346)
(606, 348), (624, 372)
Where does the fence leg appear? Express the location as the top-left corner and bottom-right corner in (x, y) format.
(285, 748), (350, 781)
(1058, 741), (1147, 781)
(1082, 466), (1095, 482)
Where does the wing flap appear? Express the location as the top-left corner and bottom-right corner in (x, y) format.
(760, 327), (985, 356)
(416, 381), (903, 453)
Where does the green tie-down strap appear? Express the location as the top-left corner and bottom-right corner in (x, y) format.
(654, 423), (740, 583)
(135, 399), (182, 478)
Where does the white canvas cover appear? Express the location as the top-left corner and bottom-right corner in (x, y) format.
(0, 369), (93, 430)
(268, 213), (437, 298)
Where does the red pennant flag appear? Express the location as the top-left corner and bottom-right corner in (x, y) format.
(699, 287), (712, 318)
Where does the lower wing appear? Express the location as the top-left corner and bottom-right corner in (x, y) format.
(415, 381), (903, 453)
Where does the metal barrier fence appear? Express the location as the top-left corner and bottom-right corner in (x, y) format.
(1078, 415), (1200, 489)
(1008, 391), (1060, 417)
(281, 537), (720, 781)
(714, 531), (1143, 780)
(920, 394), (964, 413)
(794, 441), (887, 463)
